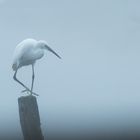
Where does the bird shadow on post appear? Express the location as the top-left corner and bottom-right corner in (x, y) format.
(18, 95), (44, 140)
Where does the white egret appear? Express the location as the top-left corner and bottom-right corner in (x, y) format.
(12, 38), (61, 96)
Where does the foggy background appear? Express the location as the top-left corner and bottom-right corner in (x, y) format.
(0, 0), (140, 139)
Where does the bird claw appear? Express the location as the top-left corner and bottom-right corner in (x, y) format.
(21, 89), (39, 96)
(21, 89), (30, 93)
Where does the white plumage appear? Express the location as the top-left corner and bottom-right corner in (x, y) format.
(12, 38), (61, 96)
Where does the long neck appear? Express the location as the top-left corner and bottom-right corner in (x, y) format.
(34, 45), (44, 60)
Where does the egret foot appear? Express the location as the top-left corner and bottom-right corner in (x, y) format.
(21, 89), (39, 96)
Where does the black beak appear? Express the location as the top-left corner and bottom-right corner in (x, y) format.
(45, 45), (61, 59)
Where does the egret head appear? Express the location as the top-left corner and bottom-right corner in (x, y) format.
(37, 40), (61, 59)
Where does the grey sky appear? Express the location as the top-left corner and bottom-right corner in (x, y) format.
(0, 0), (140, 139)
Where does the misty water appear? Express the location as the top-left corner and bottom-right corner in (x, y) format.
(0, 0), (140, 139)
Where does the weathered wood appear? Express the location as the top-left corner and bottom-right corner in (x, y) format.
(18, 95), (44, 140)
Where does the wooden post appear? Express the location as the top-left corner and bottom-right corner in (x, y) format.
(18, 95), (44, 140)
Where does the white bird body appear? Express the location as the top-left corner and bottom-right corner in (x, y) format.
(12, 38), (61, 95)
(12, 39), (44, 71)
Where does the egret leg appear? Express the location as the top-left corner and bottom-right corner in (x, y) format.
(13, 70), (30, 93)
(31, 64), (35, 95)
(13, 69), (39, 96)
